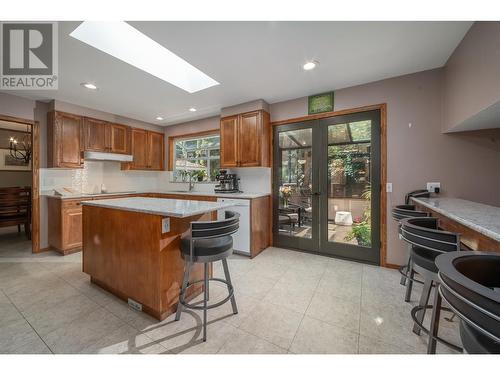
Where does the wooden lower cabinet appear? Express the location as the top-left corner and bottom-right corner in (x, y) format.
(48, 198), (83, 255)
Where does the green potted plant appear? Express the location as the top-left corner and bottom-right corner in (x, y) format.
(192, 170), (206, 182)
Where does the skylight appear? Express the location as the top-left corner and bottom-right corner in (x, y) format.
(70, 21), (219, 93)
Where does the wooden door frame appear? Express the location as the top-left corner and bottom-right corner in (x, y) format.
(270, 103), (388, 267)
(0, 114), (40, 254)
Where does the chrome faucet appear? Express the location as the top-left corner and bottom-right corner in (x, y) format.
(188, 173), (195, 192)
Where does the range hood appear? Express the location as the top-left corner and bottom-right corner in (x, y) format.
(83, 151), (133, 162)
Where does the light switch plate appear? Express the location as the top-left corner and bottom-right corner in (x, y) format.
(426, 182), (441, 193)
(161, 218), (170, 233)
(386, 183), (393, 193)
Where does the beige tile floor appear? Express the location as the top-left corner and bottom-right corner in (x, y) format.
(0, 232), (462, 354)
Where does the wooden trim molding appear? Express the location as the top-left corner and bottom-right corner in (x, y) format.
(270, 104), (387, 126)
(270, 103), (388, 267)
(379, 103), (388, 267)
(167, 129), (219, 171)
(0, 114), (39, 253)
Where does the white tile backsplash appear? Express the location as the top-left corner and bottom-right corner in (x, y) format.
(161, 167), (271, 194)
(40, 161), (163, 194)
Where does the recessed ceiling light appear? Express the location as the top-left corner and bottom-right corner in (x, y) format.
(156, 116), (164, 121)
(81, 82), (98, 90)
(70, 22), (219, 93)
(303, 61), (319, 71)
(189, 107), (197, 112)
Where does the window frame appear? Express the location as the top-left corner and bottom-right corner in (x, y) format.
(167, 130), (220, 182)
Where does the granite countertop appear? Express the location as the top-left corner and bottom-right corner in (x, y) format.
(411, 197), (500, 242)
(81, 197), (236, 218)
(42, 190), (270, 200)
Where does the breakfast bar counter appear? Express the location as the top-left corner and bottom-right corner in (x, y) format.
(81, 197), (234, 320)
(411, 197), (500, 252)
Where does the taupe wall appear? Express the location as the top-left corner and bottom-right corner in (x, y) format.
(0, 172), (32, 187)
(443, 22), (500, 132)
(0, 92), (35, 121)
(271, 68), (500, 265)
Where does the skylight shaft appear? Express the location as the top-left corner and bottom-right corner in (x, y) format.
(70, 21), (219, 93)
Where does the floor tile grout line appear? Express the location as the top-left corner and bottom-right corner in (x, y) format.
(357, 265), (365, 353)
(287, 263), (327, 353)
(1, 289), (54, 354)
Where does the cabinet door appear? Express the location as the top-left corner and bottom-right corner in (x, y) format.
(83, 118), (109, 152)
(220, 115), (239, 167)
(148, 131), (164, 170)
(131, 129), (148, 169)
(62, 208), (83, 249)
(238, 111), (261, 167)
(110, 124), (130, 154)
(56, 112), (82, 168)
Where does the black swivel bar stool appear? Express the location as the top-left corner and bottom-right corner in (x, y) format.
(175, 211), (240, 342)
(391, 204), (430, 299)
(435, 251), (500, 354)
(399, 216), (462, 353)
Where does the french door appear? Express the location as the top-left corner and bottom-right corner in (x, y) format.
(273, 110), (381, 264)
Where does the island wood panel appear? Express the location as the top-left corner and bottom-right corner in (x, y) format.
(83, 205), (209, 320)
(414, 202), (500, 253)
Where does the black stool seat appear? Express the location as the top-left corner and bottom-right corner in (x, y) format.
(176, 210), (240, 342)
(181, 235), (233, 261)
(411, 246), (439, 274)
(460, 320), (500, 354)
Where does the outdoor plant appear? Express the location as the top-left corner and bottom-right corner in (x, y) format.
(345, 183), (372, 246)
(191, 170), (206, 182)
(345, 221), (371, 247)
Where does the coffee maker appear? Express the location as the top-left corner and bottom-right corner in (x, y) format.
(215, 170), (240, 193)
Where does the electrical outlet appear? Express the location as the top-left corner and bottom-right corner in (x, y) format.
(161, 218), (170, 233)
(128, 298), (142, 311)
(427, 182), (441, 193)
(386, 183), (392, 193)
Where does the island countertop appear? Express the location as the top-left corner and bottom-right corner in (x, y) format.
(411, 197), (500, 242)
(81, 197), (235, 217)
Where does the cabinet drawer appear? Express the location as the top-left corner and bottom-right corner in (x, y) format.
(61, 200), (83, 210)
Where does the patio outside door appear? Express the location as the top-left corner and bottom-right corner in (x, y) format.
(273, 110), (381, 264)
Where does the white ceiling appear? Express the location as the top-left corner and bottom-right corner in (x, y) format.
(15, 21), (472, 126)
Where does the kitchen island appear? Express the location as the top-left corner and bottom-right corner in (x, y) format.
(411, 197), (500, 252)
(81, 197), (234, 320)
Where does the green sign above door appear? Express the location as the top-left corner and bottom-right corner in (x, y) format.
(308, 92), (334, 115)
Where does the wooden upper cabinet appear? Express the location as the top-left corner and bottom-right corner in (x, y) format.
(130, 129), (149, 169)
(147, 131), (164, 170)
(238, 111), (261, 167)
(47, 111), (83, 168)
(122, 128), (164, 170)
(83, 117), (108, 152)
(109, 124), (130, 154)
(220, 116), (239, 168)
(220, 110), (270, 168)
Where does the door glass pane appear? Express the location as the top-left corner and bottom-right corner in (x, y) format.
(327, 121), (372, 247)
(277, 129), (312, 239)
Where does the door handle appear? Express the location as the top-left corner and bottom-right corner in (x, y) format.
(311, 191), (321, 196)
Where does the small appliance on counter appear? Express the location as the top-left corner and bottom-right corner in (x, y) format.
(215, 170), (241, 193)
